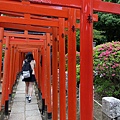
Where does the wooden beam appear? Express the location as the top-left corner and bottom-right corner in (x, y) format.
(4, 32), (46, 39)
(0, 9), (98, 21)
(0, 16), (59, 27)
(29, 0), (81, 8)
(3, 38), (44, 45)
(0, 1), (68, 18)
(29, 0), (120, 15)
(18, 48), (39, 52)
(93, 0), (120, 15)
(17, 45), (41, 49)
(0, 23), (52, 33)
(0, 0), (120, 15)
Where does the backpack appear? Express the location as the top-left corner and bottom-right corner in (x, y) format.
(22, 60), (32, 78)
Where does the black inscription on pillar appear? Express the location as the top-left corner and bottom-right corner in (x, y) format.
(72, 25), (75, 32)
(87, 14), (93, 23)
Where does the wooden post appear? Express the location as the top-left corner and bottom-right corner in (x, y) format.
(15, 49), (19, 74)
(68, 8), (77, 120)
(9, 45), (14, 95)
(41, 46), (46, 114)
(38, 49), (41, 91)
(59, 18), (66, 120)
(46, 33), (52, 118)
(34, 49), (39, 83)
(52, 27), (58, 120)
(0, 27), (4, 111)
(0, 27), (4, 81)
(1, 36), (10, 115)
(13, 46), (17, 84)
(80, 0), (93, 119)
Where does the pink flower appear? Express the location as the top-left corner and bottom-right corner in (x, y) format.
(105, 54), (109, 57)
(112, 74), (115, 76)
(112, 65), (116, 68)
(96, 67), (98, 70)
(104, 58), (107, 60)
(103, 63), (106, 66)
(99, 48), (104, 51)
(114, 63), (119, 67)
(113, 52), (116, 55)
(103, 73), (106, 76)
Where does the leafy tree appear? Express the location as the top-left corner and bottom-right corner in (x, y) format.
(94, 0), (120, 44)
(93, 29), (107, 45)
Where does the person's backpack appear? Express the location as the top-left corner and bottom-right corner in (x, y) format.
(22, 60), (32, 78)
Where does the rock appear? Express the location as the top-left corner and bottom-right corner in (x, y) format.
(102, 97), (120, 119)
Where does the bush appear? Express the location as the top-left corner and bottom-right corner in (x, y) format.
(93, 41), (120, 98)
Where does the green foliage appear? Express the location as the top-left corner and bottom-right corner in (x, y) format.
(93, 41), (120, 98)
(94, 13), (120, 43)
(103, 0), (120, 3)
(93, 29), (107, 45)
(93, 0), (120, 44)
(76, 29), (80, 51)
(2, 44), (5, 59)
(76, 64), (80, 83)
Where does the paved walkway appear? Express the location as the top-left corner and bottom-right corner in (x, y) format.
(8, 78), (42, 120)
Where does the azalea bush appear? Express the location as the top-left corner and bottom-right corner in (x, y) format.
(93, 41), (120, 98)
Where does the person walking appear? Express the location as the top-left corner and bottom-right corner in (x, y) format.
(22, 52), (36, 103)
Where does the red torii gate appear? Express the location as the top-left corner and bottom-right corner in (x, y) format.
(30, 0), (120, 120)
(0, 0), (120, 120)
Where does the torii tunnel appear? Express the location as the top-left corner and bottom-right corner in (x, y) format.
(0, 0), (120, 120)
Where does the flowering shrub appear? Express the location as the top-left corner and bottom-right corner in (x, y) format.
(93, 41), (120, 98)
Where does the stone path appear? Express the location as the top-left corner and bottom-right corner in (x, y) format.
(8, 79), (42, 120)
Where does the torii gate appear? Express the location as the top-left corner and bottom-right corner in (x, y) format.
(29, 0), (120, 120)
(0, 0), (120, 120)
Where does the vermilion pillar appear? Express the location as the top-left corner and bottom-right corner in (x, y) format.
(80, 0), (93, 119)
(5, 37), (10, 101)
(41, 47), (44, 97)
(19, 52), (23, 71)
(38, 49), (41, 90)
(9, 45), (14, 94)
(1, 36), (10, 115)
(34, 49), (39, 83)
(0, 28), (4, 80)
(46, 33), (52, 117)
(68, 8), (76, 120)
(41, 46), (46, 114)
(0, 27), (3, 111)
(11, 45), (16, 86)
(44, 38), (47, 108)
(59, 18), (66, 120)
(13, 46), (18, 84)
(15, 50), (19, 74)
(52, 27), (58, 120)
(36, 49), (39, 83)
